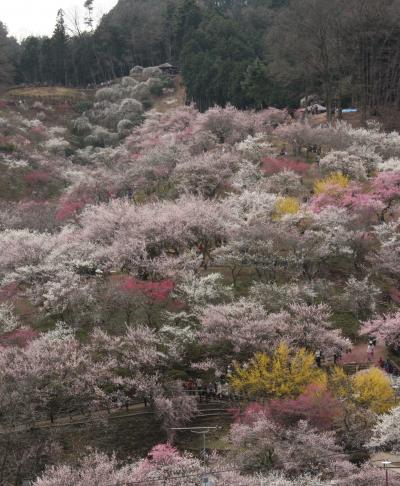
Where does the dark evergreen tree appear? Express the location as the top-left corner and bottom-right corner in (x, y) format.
(242, 58), (270, 109)
(0, 22), (16, 85)
(51, 9), (69, 85)
(173, 0), (202, 61)
(19, 37), (41, 83)
(181, 12), (255, 110)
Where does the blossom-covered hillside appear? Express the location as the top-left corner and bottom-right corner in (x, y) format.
(0, 74), (400, 484)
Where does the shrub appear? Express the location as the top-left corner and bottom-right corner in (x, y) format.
(262, 157), (310, 175)
(44, 137), (70, 155)
(74, 100), (93, 113)
(146, 77), (164, 96)
(24, 170), (51, 185)
(264, 170), (303, 196)
(32, 101), (45, 110)
(121, 76), (138, 88)
(142, 66), (163, 80)
(95, 87), (114, 102)
(118, 98), (143, 115)
(130, 65), (143, 77)
(36, 111), (46, 121)
(0, 140), (16, 153)
(72, 116), (93, 136)
(274, 197), (300, 219)
(314, 172), (349, 194)
(319, 151), (368, 180)
(230, 343), (327, 399)
(117, 119), (134, 135)
(84, 126), (118, 147)
(266, 384), (341, 429)
(130, 83), (151, 102)
(353, 368), (395, 414)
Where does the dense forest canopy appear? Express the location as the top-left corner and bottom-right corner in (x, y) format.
(1, 0), (400, 114)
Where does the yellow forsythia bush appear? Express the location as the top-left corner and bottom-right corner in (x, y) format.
(314, 172), (349, 194)
(274, 197), (300, 220)
(352, 367), (395, 414)
(230, 342), (326, 399)
(330, 366), (395, 414)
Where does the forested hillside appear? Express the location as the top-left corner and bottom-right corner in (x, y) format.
(2, 0), (400, 118)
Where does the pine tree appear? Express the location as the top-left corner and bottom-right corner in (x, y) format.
(51, 9), (69, 85)
(242, 58), (271, 109)
(0, 22), (14, 85)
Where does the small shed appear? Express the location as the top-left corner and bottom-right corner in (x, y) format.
(157, 63), (179, 75)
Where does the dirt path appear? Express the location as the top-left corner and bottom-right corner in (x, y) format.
(371, 452), (400, 474)
(0, 399), (231, 435)
(339, 343), (386, 365)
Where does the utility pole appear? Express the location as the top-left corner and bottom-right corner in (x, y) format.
(382, 461), (391, 486)
(170, 426), (218, 465)
(170, 426), (219, 485)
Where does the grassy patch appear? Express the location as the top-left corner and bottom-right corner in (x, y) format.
(7, 87), (88, 99)
(331, 312), (360, 341)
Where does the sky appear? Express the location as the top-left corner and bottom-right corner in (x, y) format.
(1, 0), (119, 39)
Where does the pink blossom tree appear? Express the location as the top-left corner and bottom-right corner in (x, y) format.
(369, 406), (400, 452)
(0, 330), (115, 424)
(198, 300), (349, 359)
(361, 312), (400, 351)
(228, 414), (352, 478)
(265, 384), (341, 430)
(33, 445), (203, 486)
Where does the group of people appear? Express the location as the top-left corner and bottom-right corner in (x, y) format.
(183, 375), (240, 402)
(315, 349), (342, 368)
(378, 357), (396, 375)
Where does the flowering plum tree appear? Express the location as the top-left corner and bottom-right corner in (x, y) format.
(319, 151), (369, 180)
(0, 302), (20, 333)
(369, 406), (400, 452)
(228, 413), (352, 478)
(0, 330), (115, 424)
(199, 300), (349, 358)
(172, 151), (236, 198)
(262, 157), (310, 176)
(265, 384), (341, 430)
(361, 312), (400, 351)
(0, 229), (54, 276)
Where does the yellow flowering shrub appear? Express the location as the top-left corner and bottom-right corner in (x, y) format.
(230, 342), (326, 399)
(314, 172), (350, 194)
(329, 366), (352, 400)
(330, 366), (395, 414)
(274, 197), (300, 220)
(353, 368), (395, 414)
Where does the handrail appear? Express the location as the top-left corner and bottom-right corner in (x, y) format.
(387, 357), (400, 375)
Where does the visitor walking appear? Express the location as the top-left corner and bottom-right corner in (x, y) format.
(216, 381), (222, 400)
(367, 342), (374, 361)
(206, 382), (215, 401)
